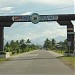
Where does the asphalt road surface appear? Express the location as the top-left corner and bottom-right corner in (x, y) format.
(0, 50), (74, 75)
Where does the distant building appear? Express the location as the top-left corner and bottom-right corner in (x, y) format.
(55, 43), (62, 48)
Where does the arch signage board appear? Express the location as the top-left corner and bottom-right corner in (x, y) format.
(12, 13), (58, 24)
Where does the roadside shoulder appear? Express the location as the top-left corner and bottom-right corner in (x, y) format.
(48, 50), (63, 57)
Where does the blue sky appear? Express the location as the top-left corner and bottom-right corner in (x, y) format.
(0, 0), (75, 43)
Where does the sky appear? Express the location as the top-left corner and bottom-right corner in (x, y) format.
(0, 0), (75, 44)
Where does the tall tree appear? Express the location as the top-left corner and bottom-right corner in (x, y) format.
(16, 40), (20, 46)
(26, 39), (31, 43)
(10, 40), (19, 53)
(20, 43), (27, 52)
(5, 42), (10, 47)
(20, 39), (25, 45)
(43, 38), (51, 50)
(52, 39), (56, 46)
(4, 42), (10, 52)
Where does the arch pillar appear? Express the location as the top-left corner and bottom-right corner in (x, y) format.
(0, 27), (4, 51)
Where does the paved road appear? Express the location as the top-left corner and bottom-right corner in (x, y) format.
(0, 50), (74, 75)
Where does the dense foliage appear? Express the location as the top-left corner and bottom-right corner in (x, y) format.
(43, 38), (68, 52)
(4, 39), (39, 54)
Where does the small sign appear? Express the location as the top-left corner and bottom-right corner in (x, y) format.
(12, 16), (30, 22)
(40, 15), (58, 21)
(30, 13), (40, 24)
(68, 41), (71, 46)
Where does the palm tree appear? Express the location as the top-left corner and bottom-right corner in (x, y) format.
(43, 38), (51, 50)
(26, 39), (31, 43)
(52, 39), (56, 46)
(20, 39), (25, 45)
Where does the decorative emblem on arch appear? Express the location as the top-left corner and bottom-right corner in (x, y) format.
(30, 13), (40, 24)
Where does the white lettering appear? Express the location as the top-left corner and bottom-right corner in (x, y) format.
(40, 16), (58, 21)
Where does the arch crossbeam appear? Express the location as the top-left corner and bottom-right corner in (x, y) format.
(0, 14), (75, 23)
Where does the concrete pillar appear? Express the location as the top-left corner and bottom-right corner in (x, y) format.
(0, 27), (4, 51)
(74, 32), (75, 52)
(67, 25), (74, 52)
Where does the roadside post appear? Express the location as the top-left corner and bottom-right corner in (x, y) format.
(68, 41), (71, 56)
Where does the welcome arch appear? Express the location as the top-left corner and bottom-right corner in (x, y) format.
(0, 13), (75, 53)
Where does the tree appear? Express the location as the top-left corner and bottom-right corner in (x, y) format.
(43, 38), (51, 50)
(16, 40), (20, 46)
(4, 39), (39, 54)
(25, 39), (32, 51)
(20, 39), (25, 45)
(52, 39), (56, 46)
(5, 42), (10, 47)
(20, 44), (27, 52)
(10, 40), (20, 53)
(26, 39), (31, 44)
(4, 47), (10, 52)
(58, 39), (67, 52)
(30, 44), (37, 50)
(4, 42), (10, 52)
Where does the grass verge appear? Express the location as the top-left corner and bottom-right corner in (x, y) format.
(50, 50), (64, 55)
(59, 56), (75, 70)
(0, 58), (10, 63)
(51, 50), (75, 70)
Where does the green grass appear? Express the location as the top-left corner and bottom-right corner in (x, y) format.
(51, 50), (64, 55)
(0, 58), (10, 63)
(59, 57), (75, 70)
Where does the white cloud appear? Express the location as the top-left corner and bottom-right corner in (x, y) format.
(40, 22), (67, 37)
(0, 0), (73, 7)
(0, 0), (73, 15)
(0, 7), (13, 11)
(42, 28), (66, 37)
(4, 32), (39, 41)
(29, 0), (73, 5)
(56, 28), (67, 36)
(22, 12), (32, 15)
(42, 31), (53, 35)
(4, 24), (67, 41)
(0, 0), (27, 6)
